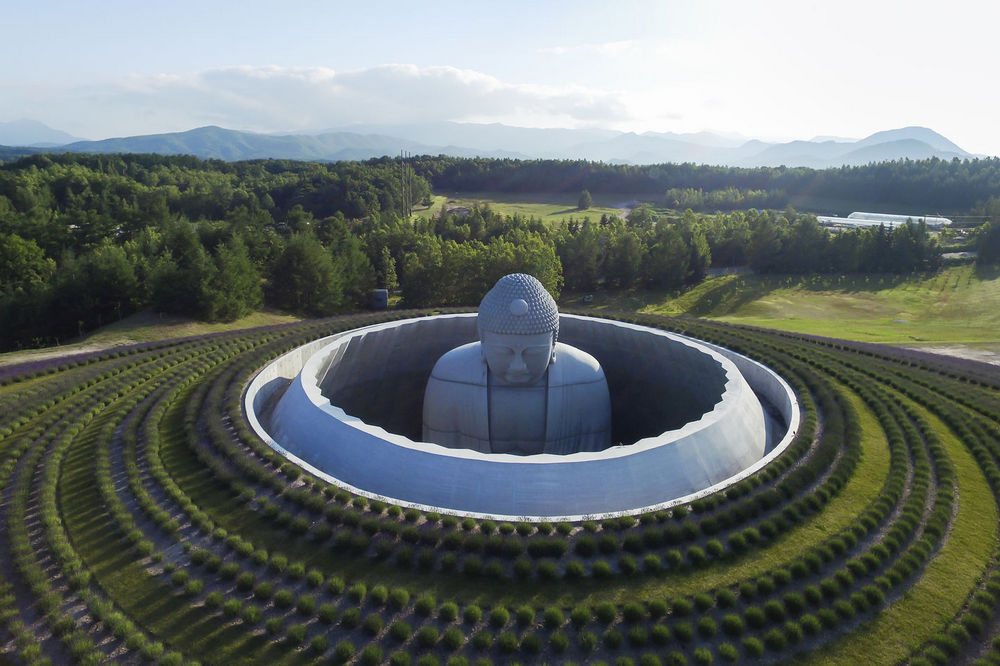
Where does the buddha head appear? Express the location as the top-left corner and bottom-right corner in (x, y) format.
(477, 274), (559, 386)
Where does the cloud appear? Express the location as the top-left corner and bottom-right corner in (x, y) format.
(3, 64), (637, 138)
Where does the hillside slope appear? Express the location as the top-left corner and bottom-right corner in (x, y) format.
(639, 264), (1000, 347)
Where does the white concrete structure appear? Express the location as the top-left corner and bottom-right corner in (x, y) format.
(423, 273), (612, 456)
(817, 211), (952, 229)
(245, 314), (801, 520)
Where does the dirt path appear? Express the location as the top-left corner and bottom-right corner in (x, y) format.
(904, 344), (1000, 366)
(0, 341), (130, 368)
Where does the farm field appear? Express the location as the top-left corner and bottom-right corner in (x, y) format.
(1, 307), (999, 664)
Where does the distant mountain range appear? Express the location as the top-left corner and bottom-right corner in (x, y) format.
(0, 119), (85, 147)
(0, 119), (978, 168)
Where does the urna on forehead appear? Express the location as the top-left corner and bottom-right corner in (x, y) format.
(477, 273), (559, 340)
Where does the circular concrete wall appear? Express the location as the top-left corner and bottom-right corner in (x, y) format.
(245, 314), (801, 520)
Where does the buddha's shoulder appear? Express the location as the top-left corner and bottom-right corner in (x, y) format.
(428, 342), (486, 384)
(552, 343), (606, 383)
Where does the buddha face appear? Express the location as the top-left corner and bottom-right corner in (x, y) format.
(482, 331), (555, 386)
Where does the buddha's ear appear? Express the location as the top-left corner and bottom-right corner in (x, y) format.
(550, 333), (557, 363)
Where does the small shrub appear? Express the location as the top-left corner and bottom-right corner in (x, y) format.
(595, 601), (617, 623)
(417, 626), (440, 648)
(496, 631), (518, 653)
(296, 594), (317, 615)
(550, 631), (569, 653)
(286, 623), (307, 645)
(390, 587), (411, 610)
(318, 602), (338, 624)
(359, 645), (383, 666)
(800, 613), (821, 635)
(697, 616), (717, 638)
(543, 606), (564, 629)
(463, 604), (483, 625)
(341, 608), (362, 629)
(222, 599), (242, 618)
(489, 606), (510, 628)
(390, 621), (412, 643)
(742, 636), (764, 657)
(471, 630), (493, 650)
(629, 626), (649, 646)
(722, 614), (744, 636)
(370, 584), (389, 605)
(241, 604), (263, 625)
(744, 606), (766, 628)
(718, 642), (739, 662)
(443, 627), (465, 650)
(332, 640), (355, 664)
(440, 601), (459, 621)
(273, 589), (294, 609)
(571, 605), (591, 627)
(363, 613), (384, 636)
(764, 627), (787, 651)
(415, 594), (436, 617)
(650, 624), (671, 645)
(520, 631), (542, 654)
(348, 582), (367, 603)
(310, 635), (328, 653)
(623, 601), (645, 622)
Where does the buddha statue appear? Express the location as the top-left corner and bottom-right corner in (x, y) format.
(422, 273), (612, 455)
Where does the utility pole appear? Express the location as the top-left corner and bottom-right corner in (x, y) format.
(399, 150), (412, 219)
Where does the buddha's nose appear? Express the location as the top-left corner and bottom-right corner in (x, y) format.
(509, 351), (527, 372)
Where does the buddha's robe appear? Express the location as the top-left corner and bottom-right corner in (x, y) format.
(422, 342), (612, 455)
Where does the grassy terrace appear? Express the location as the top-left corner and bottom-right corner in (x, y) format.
(0, 307), (998, 665)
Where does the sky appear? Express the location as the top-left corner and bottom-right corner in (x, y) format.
(3, 0), (999, 155)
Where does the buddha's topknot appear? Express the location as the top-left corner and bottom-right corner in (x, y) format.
(477, 274), (559, 341)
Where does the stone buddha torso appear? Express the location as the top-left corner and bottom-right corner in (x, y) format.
(421, 274), (612, 456)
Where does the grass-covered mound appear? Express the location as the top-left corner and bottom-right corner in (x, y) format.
(0, 310), (998, 665)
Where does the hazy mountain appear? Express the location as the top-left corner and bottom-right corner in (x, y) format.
(1, 120), (977, 168)
(56, 125), (534, 161)
(0, 119), (85, 146)
(302, 121), (620, 156)
(642, 130), (747, 148)
(853, 126), (967, 154)
(838, 138), (968, 166)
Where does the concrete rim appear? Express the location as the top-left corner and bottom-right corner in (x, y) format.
(244, 314), (801, 521)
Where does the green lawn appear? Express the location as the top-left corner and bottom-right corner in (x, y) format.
(566, 264), (1000, 348)
(413, 191), (639, 224)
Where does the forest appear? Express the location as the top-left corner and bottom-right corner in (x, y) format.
(0, 152), (992, 351)
(404, 155), (1000, 216)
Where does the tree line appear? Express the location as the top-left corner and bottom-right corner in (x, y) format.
(405, 155), (1000, 218)
(0, 153), (982, 351)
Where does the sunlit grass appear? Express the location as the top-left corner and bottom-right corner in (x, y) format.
(801, 406), (997, 665)
(413, 191), (636, 223)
